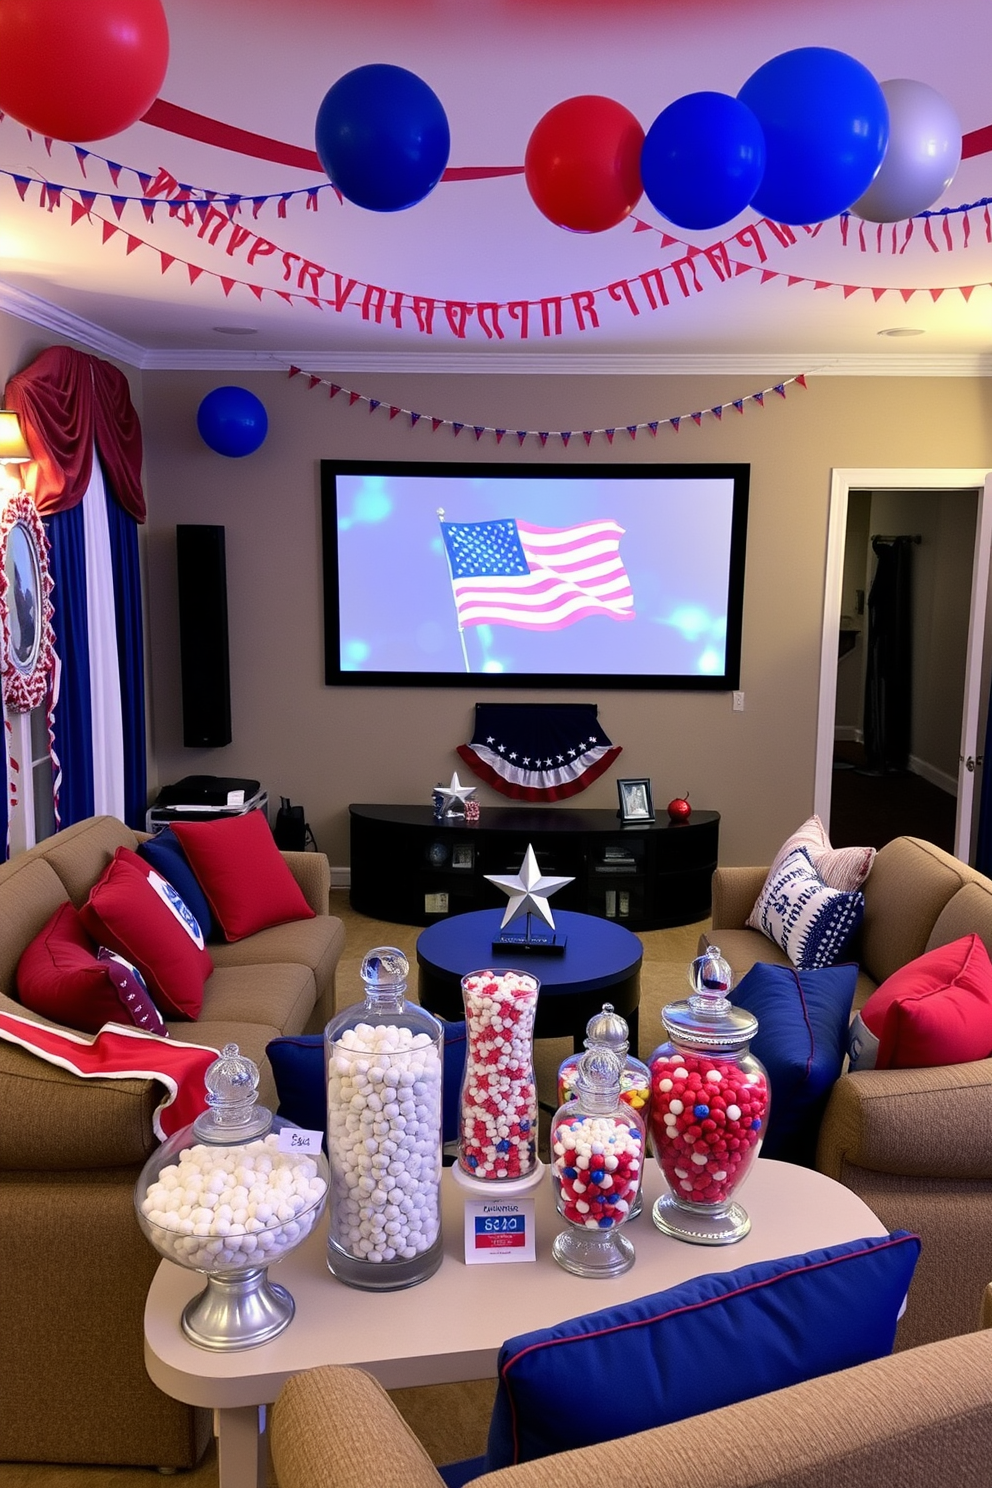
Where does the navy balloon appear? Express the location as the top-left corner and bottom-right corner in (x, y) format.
(196, 387), (268, 458)
(315, 64), (450, 212)
(641, 92), (766, 231)
(738, 47), (889, 225)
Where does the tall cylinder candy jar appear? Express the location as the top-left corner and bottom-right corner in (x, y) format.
(550, 1047), (645, 1277)
(134, 1044), (328, 1350)
(648, 947), (770, 1245)
(457, 968), (541, 1188)
(324, 946), (444, 1290)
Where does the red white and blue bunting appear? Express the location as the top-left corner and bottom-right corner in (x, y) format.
(457, 703), (621, 802)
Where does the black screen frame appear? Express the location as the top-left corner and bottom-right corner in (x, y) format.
(321, 458), (749, 691)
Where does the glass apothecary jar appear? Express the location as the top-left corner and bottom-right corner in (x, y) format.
(648, 947), (770, 1245)
(556, 1003), (651, 1117)
(324, 947), (444, 1290)
(550, 1047), (645, 1277)
(135, 1043), (328, 1350)
(458, 967), (539, 1184)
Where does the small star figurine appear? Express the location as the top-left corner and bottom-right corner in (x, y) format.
(485, 843), (573, 932)
(436, 771), (477, 814)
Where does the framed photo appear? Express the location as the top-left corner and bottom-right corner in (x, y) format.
(0, 491), (55, 714)
(451, 844), (474, 870)
(617, 777), (654, 824)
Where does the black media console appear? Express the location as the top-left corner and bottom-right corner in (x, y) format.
(349, 803), (720, 931)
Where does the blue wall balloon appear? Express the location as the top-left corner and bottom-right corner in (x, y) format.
(641, 92), (765, 231)
(315, 64), (450, 212)
(196, 387), (268, 458)
(738, 47), (889, 225)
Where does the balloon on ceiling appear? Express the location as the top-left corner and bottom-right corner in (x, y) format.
(196, 388), (269, 459)
(738, 46), (890, 226)
(0, 0), (169, 143)
(524, 95), (645, 233)
(314, 64), (450, 212)
(640, 91), (766, 231)
(851, 78), (962, 223)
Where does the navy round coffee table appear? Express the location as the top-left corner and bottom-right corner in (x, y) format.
(416, 908), (643, 1052)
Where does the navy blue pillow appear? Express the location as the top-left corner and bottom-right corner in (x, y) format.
(266, 1021), (467, 1145)
(731, 960), (858, 1165)
(485, 1230), (920, 1471)
(138, 827), (214, 942)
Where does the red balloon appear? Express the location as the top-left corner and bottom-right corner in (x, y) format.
(525, 95), (644, 233)
(0, 0), (169, 143)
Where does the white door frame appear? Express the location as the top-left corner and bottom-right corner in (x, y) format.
(815, 467), (992, 861)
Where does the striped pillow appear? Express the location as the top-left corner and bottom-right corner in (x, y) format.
(747, 815), (874, 932)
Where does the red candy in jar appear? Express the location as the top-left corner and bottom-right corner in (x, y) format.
(458, 968), (540, 1182)
(648, 946), (769, 1246)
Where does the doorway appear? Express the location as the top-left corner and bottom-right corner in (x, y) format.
(815, 468), (992, 864)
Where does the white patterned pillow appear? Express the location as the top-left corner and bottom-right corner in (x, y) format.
(751, 847), (865, 971)
(747, 816), (874, 931)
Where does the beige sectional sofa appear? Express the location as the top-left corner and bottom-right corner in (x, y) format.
(702, 834), (992, 1351)
(0, 814), (345, 1469)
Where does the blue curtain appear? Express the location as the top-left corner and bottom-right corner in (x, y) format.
(105, 481), (147, 830)
(44, 502), (94, 827)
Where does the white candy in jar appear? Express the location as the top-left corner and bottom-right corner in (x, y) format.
(326, 1022), (442, 1261)
(140, 1133), (326, 1270)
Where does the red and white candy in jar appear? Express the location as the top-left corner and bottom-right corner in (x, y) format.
(648, 947), (769, 1245)
(550, 1047), (645, 1277)
(458, 968), (540, 1184)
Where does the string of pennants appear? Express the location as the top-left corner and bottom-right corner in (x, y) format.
(6, 160), (988, 338)
(2, 109), (992, 252)
(285, 363), (810, 446)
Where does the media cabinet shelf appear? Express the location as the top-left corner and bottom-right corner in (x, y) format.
(349, 803), (719, 931)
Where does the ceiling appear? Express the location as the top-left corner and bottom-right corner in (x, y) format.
(1, 0), (990, 374)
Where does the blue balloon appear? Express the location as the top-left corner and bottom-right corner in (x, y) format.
(196, 387), (268, 458)
(641, 92), (766, 231)
(738, 47), (889, 225)
(315, 63), (450, 212)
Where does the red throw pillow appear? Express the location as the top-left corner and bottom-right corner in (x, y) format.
(79, 847), (212, 1019)
(170, 812), (316, 942)
(17, 902), (169, 1036)
(857, 934), (992, 1069)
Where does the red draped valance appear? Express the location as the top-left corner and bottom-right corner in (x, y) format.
(3, 346), (146, 522)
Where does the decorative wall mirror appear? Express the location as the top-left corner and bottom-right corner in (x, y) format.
(0, 492), (55, 712)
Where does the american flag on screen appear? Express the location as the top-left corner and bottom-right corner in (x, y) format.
(439, 517), (635, 631)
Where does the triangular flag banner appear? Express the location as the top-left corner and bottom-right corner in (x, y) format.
(711, 406), (723, 420)
(495, 429), (506, 444)
(287, 366), (301, 378)
(796, 375), (807, 389)
(159, 253), (174, 275)
(474, 426), (486, 440)
(516, 432), (527, 446)
(583, 431), (593, 445)
(329, 384), (341, 398)
(605, 429), (615, 444)
(101, 220), (119, 244)
(307, 375), (321, 389)
(899, 288), (917, 302)
(369, 399), (381, 413)
(648, 422), (659, 436)
(538, 432), (549, 447)
(74, 147), (89, 175)
(561, 431), (572, 447)
(632, 218), (653, 234)
(733, 400), (744, 413)
(107, 163), (122, 186)
(432, 418), (444, 432)
(111, 196), (127, 219)
(390, 407), (401, 420)
(753, 391), (765, 406)
(220, 276), (236, 297)
(690, 412), (702, 426)
(249, 284), (264, 301)
(452, 422), (464, 436)
(12, 176), (30, 202)
(843, 285), (859, 298)
(960, 286), (976, 302)
(69, 200), (89, 226)
(410, 411), (421, 426)
(871, 286), (887, 301)
(349, 391), (362, 406)
(773, 384), (786, 397)
(627, 426), (638, 440)
(760, 270), (778, 284)
(671, 417), (680, 432)
(786, 276), (803, 287)
(125, 235), (142, 255)
(187, 263), (203, 285)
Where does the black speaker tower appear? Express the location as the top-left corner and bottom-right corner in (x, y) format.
(176, 524), (232, 748)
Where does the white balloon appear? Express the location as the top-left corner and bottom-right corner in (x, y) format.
(852, 78), (962, 223)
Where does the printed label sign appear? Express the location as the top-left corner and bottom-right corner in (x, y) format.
(464, 1197), (536, 1264)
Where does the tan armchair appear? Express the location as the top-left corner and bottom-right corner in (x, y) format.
(270, 1327), (992, 1488)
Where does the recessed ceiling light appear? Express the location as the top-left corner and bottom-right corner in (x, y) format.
(877, 327), (925, 337)
(211, 325), (258, 336)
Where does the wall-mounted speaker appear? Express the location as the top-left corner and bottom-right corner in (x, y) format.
(176, 524), (232, 748)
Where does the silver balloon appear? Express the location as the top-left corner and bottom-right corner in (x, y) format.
(852, 78), (961, 223)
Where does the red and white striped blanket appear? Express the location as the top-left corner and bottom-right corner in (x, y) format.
(0, 1010), (217, 1139)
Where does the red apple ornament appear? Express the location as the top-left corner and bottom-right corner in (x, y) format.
(667, 792), (692, 823)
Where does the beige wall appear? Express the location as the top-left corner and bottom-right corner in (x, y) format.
(137, 367), (992, 869)
(3, 307), (991, 869)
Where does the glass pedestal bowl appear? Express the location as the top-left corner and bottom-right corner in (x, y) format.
(135, 1044), (328, 1350)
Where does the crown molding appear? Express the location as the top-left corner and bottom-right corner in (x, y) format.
(2, 282), (991, 377)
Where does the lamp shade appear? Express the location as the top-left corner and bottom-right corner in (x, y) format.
(0, 411), (30, 462)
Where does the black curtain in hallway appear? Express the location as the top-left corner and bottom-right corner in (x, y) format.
(863, 536), (914, 774)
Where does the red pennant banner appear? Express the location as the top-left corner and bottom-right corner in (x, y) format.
(348, 391), (361, 406)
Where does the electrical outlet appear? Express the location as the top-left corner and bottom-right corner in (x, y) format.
(733, 691), (745, 712)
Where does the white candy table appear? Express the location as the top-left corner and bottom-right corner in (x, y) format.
(144, 1158), (884, 1488)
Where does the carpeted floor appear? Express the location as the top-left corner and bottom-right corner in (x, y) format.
(0, 893), (706, 1487)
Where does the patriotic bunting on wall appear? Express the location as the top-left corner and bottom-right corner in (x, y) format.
(285, 363), (808, 446)
(457, 703), (622, 802)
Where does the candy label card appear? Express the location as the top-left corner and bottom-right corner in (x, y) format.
(277, 1127), (324, 1155)
(464, 1197), (536, 1264)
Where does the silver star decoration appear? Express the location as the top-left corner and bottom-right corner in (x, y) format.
(485, 844), (573, 931)
(436, 771), (477, 812)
